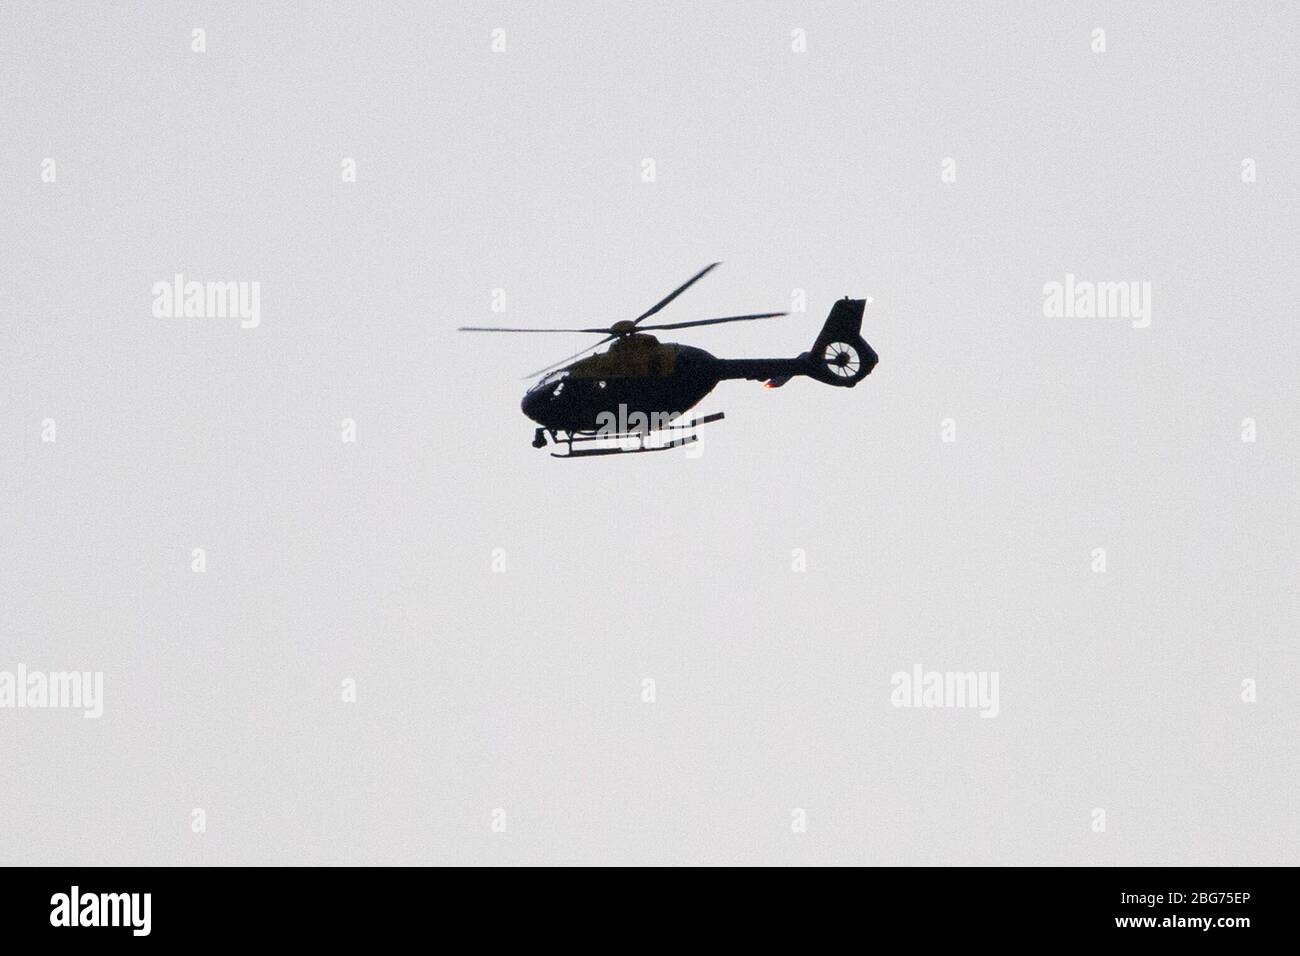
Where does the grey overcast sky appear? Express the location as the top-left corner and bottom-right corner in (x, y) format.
(1, 1), (1296, 864)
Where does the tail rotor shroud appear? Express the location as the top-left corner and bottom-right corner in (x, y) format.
(805, 298), (878, 386)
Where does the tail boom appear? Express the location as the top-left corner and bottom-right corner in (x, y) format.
(713, 297), (878, 388)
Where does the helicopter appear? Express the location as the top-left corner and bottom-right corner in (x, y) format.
(459, 263), (878, 457)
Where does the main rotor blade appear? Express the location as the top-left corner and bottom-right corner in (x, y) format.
(636, 311), (788, 332)
(522, 334), (616, 380)
(632, 262), (721, 325)
(458, 325), (609, 334)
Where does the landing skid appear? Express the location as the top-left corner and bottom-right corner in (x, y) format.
(541, 411), (725, 458)
(561, 435), (697, 458)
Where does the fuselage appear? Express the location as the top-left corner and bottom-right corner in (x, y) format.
(521, 336), (711, 432)
(521, 334), (810, 433)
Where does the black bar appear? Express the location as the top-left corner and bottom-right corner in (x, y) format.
(0, 866), (1287, 944)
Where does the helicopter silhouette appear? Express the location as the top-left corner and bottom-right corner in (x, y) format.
(459, 263), (878, 457)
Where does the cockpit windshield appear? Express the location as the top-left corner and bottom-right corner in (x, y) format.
(528, 369), (569, 393)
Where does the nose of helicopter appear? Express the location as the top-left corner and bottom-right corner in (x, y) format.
(521, 388), (545, 423)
